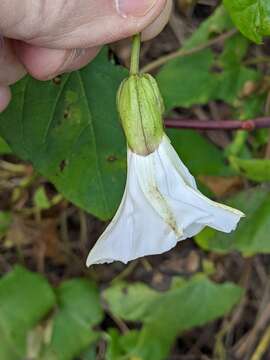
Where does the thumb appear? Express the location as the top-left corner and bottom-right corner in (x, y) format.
(0, 0), (167, 49)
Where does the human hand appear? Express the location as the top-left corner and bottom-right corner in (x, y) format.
(0, 0), (172, 112)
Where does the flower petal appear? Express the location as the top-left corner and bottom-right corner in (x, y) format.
(86, 150), (178, 266)
(133, 136), (243, 238)
(87, 135), (244, 266)
(155, 136), (244, 235)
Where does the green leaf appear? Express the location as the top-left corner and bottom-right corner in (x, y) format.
(104, 276), (243, 360)
(40, 279), (103, 360)
(238, 94), (266, 120)
(34, 186), (51, 210)
(224, 0), (270, 43)
(0, 212), (12, 237)
(106, 329), (139, 360)
(168, 129), (230, 176)
(196, 187), (270, 255)
(0, 266), (56, 360)
(231, 156), (270, 182)
(158, 50), (216, 110)
(157, 6), (230, 111)
(0, 49), (127, 220)
(219, 33), (249, 66)
(0, 136), (12, 154)
(157, 6), (260, 112)
(216, 66), (259, 106)
(81, 346), (98, 360)
(105, 282), (159, 322)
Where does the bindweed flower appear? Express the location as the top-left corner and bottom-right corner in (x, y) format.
(86, 73), (244, 266)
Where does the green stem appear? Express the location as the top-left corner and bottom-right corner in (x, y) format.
(226, 130), (248, 157)
(130, 33), (141, 75)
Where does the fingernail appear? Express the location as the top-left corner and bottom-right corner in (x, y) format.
(116, 0), (157, 17)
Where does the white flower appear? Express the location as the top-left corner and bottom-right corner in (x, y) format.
(86, 135), (244, 266)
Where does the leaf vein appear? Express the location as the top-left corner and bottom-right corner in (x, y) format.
(76, 71), (110, 217)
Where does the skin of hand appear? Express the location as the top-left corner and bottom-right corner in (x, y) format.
(0, 0), (172, 112)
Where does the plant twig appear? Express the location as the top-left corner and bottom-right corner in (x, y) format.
(214, 259), (252, 359)
(165, 117), (270, 131)
(142, 29), (237, 73)
(244, 56), (270, 66)
(111, 260), (138, 284)
(108, 311), (130, 334)
(250, 325), (270, 360)
(234, 303), (270, 359)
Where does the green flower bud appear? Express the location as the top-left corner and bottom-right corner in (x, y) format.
(117, 73), (164, 156)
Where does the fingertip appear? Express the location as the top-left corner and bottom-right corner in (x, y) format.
(0, 86), (11, 112)
(142, 0), (172, 41)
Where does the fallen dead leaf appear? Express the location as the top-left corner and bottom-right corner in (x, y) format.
(160, 250), (200, 275)
(198, 175), (244, 197)
(4, 215), (65, 264)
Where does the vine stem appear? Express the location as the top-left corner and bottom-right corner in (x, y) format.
(142, 28), (237, 73)
(130, 33), (141, 75)
(165, 117), (270, 131)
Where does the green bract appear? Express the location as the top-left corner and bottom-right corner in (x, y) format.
(117, 73), (164, 156)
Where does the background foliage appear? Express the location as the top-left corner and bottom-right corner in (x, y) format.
(1, 0), (270, 359)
